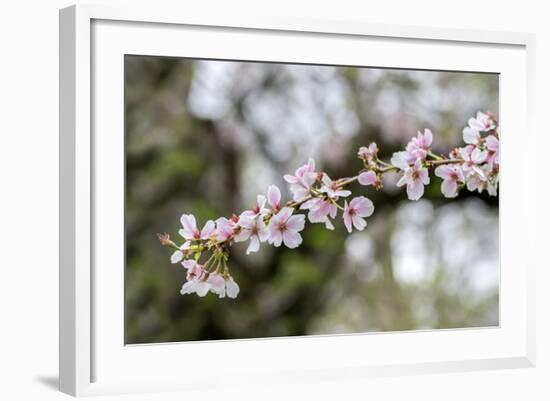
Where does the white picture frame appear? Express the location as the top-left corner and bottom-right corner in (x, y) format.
(59, 3), (536, 397)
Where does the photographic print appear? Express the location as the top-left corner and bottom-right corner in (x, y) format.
(125, 56), (499, 344)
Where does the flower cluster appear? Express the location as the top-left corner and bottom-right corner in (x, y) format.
(158, 111), (499, 298)
(443, 111), (499, 197)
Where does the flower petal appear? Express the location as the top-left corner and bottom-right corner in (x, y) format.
(455, 167), (465, 182)
(283, 174), (299, 184)
(335, 189), (352, 198)
(201, 220), (216, 239)
(343, 201), (352, 233)
(469, 116), (484, 131)
(180, 280), (196, 295)
(407, 180), (425, 201)
(358, 171), (377, 186)
(419, 167), (430, 185)
(396, 173), (408, 187)
(256, 194), (266, 210)
(282, 230), (303, 249)
(226, 278), (240, 299)
(257, 223), (270, 242)
(324, 217), (335, 231)
(351, 196), (374, 217)
(181, 260), (196, 270)
(267, 185), (281, 208)
(434, 165), (453, 180)
(179, 214), (196, 239)
(180, 213), (196, 232)
(486, 135), (499, 152)
(471, 148), (488, 164)
(463, 127), (479, 144)
(214, 218), (234, 241)
(300, 198), (320, 210)
(269, 229), (283, 247)
(391, 151), (410, 170)
(246, 235), (260, 254)
(290, 184), (309, 201)
(286, 214), (306, 231)
(441, 179), (458, 198)
(207, 274), (225, 293)
(352, 215), (367, 231)
(423, 128), (433, 147)
(301, 171), (317, 188)
(195, 281), (210, 297)
(234, 227), (251, 242)
(275, 207), (293, 222)
(170, 250), (184, 264)
(306, 158), (316, 172)
(238, 216), (254, 230)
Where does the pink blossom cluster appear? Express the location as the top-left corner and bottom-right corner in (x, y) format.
(442, 111), (499, 197)
(159, 111), (499, 299)
(385, 112), (499, 199)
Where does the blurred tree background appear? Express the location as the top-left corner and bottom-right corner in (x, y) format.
(125, 55), (499, 344)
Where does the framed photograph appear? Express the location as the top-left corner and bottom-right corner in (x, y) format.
(59, 4), (536, 396)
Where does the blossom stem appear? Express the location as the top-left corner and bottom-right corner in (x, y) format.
(202, 253), (217, 272)
(333, 201), (345, 211)
(378, 165), (400, 173)
(426, 158), (462, 166)
(427, 151), (444, 160)
(377, 159), (393, 168)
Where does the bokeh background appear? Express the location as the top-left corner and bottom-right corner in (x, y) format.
(124, 55), (499, 344)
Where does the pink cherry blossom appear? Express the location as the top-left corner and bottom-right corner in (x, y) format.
(471, 147), (488, 164)
(435, 164), (465, 198)
(357, 143), (378, 161)
(391, 148), (424, 167)
(206, 273), (226, 296)
(343, 196), (374, 233)
(300, 197), (337, 230)
(459, 145), (487, 178)
(267, 207), (305, 248)
(224, 276), (240, 299)
(180, 260), (210, 297)
(462, 125), (481, 145)
(267, 185), (282, 211)
(170, 241), (191, 264)
(470, 111), (496, 132)
(486, 135), (499, 165)
(283, 158), (316, 184)
(288, 177), (316, 201)
(234, 215), (269, 254)
(284, 158), (317, 201)
(466, 173), (485, 193)
(393, 156), (430, 201)
(179, 214), (215, 241)
(215, 217), (235, 241)
(179, 261), (240, 298)
(358, 170), (377, 186)
(240, 195), (268, 218)
(466, 163), (492, 193)
(207, 274), (240, 299)
(321, 174), (351, 199)
(406, 128), (433, 160)
(463, 112), (495, 144)
(391, 151), (411, 170)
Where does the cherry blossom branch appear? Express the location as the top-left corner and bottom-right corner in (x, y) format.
(158, 111), (500, 299)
